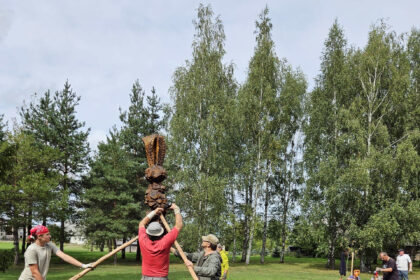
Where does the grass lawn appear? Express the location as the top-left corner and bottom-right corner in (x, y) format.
(1, 241), (420, 280)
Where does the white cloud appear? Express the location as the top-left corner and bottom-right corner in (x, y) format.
(1, 0), (419, 149)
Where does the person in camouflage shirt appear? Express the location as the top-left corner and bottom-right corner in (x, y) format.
(172, 234), (222, 280)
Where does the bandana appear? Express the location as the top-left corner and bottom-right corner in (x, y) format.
(29, 225), (49, 239)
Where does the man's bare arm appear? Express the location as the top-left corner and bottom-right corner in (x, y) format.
(56, 251), (83, 267)
(139, 208), (164, 228)
(170, 203), (183, 231)
(29, 264), (43, 280)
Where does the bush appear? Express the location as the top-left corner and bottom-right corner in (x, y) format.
(272, 246), (281, 258)
(0, 249), (14, 273)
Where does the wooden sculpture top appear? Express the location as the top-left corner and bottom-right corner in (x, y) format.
(142, 134), (168, 209)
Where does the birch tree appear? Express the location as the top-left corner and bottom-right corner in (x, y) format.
(238, 7), (281, 264)
(303, 20), (353, 268)
(168, 4), (237, 249)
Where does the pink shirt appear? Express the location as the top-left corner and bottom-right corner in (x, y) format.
(138, 226), (179, 277)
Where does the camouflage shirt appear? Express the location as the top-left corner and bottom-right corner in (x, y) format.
(175, 250), (222, 280)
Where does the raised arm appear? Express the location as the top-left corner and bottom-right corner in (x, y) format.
(139, 207), (164, 228)
(170, 203), (183, 231)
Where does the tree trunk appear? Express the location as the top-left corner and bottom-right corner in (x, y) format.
(136, 240), (141, 262)
(260, 183), (269, 264)
(27, 210), (32, 250)
(60, 218), (65, 251)
(241, 184), (250, 262)
(247, 133), (262, 266)
(100, 242), (104, 252)
(13, 226), (19, 265)
(113, 239), (117, 265)
(27, 224), (32, 251)
(21, 224), (26, 254)
(245, 215), (255, 265)
(280, 209), (287, 263)
(121, 237), (126, 259)
(280, 238), (286, 263)
(231, 185), (237, 263)
(240, 222), (248, 262)
(327, 239), (335, 269)
(232, 230), (236, 263)
(60, 167), (68, 251)
(107, 239), (112, 252)
(246, 177), (258, 265)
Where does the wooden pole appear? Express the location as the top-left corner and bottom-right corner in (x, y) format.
(160, 215), (199, 280)
(69, 236), (138, 280)
(350, 251), (354, 277)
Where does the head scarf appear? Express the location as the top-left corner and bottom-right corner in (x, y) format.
(28, 225), (49, 239)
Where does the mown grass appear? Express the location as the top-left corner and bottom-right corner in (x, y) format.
(1, 241), (420, 280)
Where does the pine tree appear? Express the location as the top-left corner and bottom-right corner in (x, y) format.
(118, 79), (167, 260)
(0, 129), (59, 264)
(0, 115), (11, 179)
(20, 81), (90, 251)
(82, 129), (139, 264)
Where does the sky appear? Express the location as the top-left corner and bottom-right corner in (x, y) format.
(0, 0), (419, 150)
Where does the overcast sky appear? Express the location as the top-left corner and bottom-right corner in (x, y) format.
(1, 0), (419, 150)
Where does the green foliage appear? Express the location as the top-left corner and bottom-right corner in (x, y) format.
(271, 246), (280, 258)
(81, 79), (167, 256)
(0, 129), (60, 264)
(118, 79), (167, 207)
(168, 3), (237, 246)
(0, 114), (6, 143)
(119, 80), (167, 159)
(20, 81), (90, 250)
(237, 6), (307, 263)
(0, 131), (60, 216)
(0, 249), (14, 273)
(82, 130), (141, 247)
(237, 7), (283, 264)
(300, 19), (420, 270)
(48, 224), (72, 244)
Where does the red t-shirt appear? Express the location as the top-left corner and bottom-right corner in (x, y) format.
(138, 226), (179, 277)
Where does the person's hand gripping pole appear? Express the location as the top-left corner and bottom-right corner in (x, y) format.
(161, 203), (198, 280)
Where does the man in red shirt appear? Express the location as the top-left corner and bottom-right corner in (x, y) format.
(138, 203), (182, 280)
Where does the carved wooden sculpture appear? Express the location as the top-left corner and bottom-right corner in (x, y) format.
(142, 134), (168, 209)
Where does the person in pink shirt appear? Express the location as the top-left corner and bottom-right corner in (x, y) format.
(138, 203), (182, 280)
